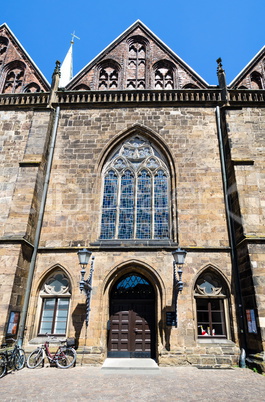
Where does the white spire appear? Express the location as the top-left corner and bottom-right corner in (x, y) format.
(59, 32), (80, 88)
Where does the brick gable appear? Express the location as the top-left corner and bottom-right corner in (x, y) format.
(0, 23), (50, 93)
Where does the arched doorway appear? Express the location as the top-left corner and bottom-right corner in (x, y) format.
(107, 272), (156, 358)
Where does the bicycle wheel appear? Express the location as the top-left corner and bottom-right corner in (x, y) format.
(56, 348), (76, 369)
(14, 348), (25, 370)
(0, 354), (7, 378)
(27, 349), (44, 369)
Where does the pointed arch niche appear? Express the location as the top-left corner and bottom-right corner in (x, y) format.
(194, 266), (232, 339)
(36, 267), (72, 336)
(99, 132), (173, 241)
(97, 59), (121, 90)
(2, 60), (26, 93)
(153, 60), (176, 90)
(126, 35), (149, 89)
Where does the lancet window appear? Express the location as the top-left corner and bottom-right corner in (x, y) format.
(100, 135), (170, 240)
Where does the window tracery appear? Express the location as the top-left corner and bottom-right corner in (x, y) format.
(153, 60), (175, 90)
(39, 270), (71, 335)
(98, 60), (120, 90)
(194, 270), (228, 337)
(3, 62), (25, 94)
(99, 67), (118, 89)
(100, 135), (170, 240)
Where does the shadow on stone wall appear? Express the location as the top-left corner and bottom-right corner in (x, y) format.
(71, 303), (86, 348)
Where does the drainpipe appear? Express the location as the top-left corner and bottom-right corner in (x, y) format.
(215, 58), (247, 365)
(216, 102), (247, 367)
(17, 64), (61, 347)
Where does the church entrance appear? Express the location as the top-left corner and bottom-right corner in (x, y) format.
(107, 273), (156, 358)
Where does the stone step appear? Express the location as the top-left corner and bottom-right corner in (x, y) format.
(101, 358), (159, 370)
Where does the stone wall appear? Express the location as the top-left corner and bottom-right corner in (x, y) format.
(39, 106), (228, 249)
(0, 108), (52, 342)
(226, 108), (265, 352)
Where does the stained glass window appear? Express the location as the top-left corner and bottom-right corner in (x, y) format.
(154, 170), (169, 239)
(118, 170), (134, 239)
(136, 170), (151, 238)
(100, 135), (170, 240)
(112, 273), (155, 299)
(100, 170), (118, 239)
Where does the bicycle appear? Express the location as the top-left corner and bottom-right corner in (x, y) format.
(0, 338), (25, 378)
(27, 337), (76, 369)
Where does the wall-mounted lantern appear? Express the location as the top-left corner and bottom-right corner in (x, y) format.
(172, 247), (187, 326)
(77, 248), (95, 327)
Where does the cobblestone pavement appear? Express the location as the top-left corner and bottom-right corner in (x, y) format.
(0, 365), (264, 401)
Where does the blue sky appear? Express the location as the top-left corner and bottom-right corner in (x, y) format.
(1, 0), (264, 85)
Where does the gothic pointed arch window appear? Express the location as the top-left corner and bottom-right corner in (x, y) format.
(194, 269), (229, 338)
(100, 135), (170, 240)
(127, 36), (148, 89)
(38, 270), (71, 335)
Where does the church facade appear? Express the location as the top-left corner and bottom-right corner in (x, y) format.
(0, 21), (265, 369)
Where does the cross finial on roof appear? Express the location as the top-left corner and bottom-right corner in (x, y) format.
(71, 31), (80, 44)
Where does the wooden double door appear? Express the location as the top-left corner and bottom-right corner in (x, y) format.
(107, 273), (156, 358)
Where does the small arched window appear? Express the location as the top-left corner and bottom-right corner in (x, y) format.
(38, 270), (71, 336)
(194, 270), (229, 338)
(100, 135), (170, 240)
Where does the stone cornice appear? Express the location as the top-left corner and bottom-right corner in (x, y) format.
(237, 236), (265, 247)
(0, 236), (34, 249)
(37, 245), (230, 253)
(0, 89), (264, 109)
